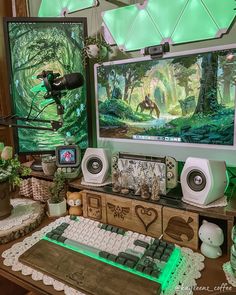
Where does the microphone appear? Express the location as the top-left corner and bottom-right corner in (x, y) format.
(44, 73), (84, 92)
(37, 71), (84, 93)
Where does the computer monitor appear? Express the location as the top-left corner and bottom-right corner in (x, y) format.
(56, 145), (81, 168)
(3, 17), (92, 155)
(94, 43), (236, 165)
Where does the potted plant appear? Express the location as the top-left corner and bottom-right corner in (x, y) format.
(0, 146), (31, 220)
(47, 171), (67, 217)
(83, 35), (113, 64)
(42, 155), (57, 176)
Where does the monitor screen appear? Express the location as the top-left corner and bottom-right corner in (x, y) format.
(4, 17), (91, 154)
(56, 145), (80, 167)
(95, 44), (236, 148)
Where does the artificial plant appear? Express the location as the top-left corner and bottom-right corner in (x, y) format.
(0, 147), (31, 187)
(49, 171), (66, 204)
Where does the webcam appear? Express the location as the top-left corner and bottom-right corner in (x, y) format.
(142, 42), (170, 58)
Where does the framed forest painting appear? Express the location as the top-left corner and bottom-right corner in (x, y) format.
(4, 17), (91, 154)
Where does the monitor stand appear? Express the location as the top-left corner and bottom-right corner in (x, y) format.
(159, 183), (184, 209)
(165, 183), (183, 200)
(30, 159), (43, 171)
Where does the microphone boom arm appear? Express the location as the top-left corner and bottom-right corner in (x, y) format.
(0, 115), (63, 131)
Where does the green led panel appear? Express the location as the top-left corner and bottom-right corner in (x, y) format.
(171, 0), (219, 44)
(124, 9), (162, 51)
(43, 236), (181, 291)
(102, 0), (236, 51)
(145, 0), (188, 39)
(102, 5), (139, 47)
(38, 0), (63, 16)
(38, 0), (97, 17)
(66, 0), (96, 13)
(202, 0), (236, 31)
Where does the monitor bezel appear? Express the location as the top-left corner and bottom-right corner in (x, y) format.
(94, 43), (236, 152)
(3, 17), (93, 155)
(55, 145), (81, 168)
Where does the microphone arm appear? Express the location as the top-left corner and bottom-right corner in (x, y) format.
(0, 115), (63, 131)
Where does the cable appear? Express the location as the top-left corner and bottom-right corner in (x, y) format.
(26, 91), (40, 119)
(32, 102), (54, 120)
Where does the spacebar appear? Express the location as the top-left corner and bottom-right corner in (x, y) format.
(65, 238), (101, 255)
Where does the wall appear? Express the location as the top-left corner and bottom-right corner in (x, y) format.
(29, 1), (236, 165)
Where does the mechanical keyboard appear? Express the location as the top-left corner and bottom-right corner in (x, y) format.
(42, 217), (181, 291)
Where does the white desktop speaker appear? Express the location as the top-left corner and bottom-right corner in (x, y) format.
(81, 148), (110, 184)
(180, 157), (227, 205)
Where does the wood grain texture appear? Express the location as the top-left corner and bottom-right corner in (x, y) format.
(82, 191), (107, 223)
(163, 207), (199, 250)
(19, 239), (161, 295)
(0, 0), (13, 146)
(0, 0), (28, 146)
(82, 190), (162, 238)
(0, 276), (27, 295)
(14, 0), (28, 17)
(105, 196), (162, 237)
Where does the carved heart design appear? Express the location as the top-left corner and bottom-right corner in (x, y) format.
(135, 205), (158, 232)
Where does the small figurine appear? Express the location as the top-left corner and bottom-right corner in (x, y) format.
(66, 191), (83, 216)
(120, 170), (130, 195)
(151, 174), (161, 201)
(140, 176), (150, 199)
(134, 185), (141, 196)
(112, 170), (121, 193)
(198, 220), (224, 259)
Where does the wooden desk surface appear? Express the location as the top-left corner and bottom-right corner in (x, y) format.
(0, 215), (235, 295)
(0, 217), (64, 295)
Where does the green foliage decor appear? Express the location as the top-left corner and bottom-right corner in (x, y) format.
(83, 35), (112, 64)
(49, 171), (66, 204)
(0, 157), (31, 187)
(99, 99), (139, 120)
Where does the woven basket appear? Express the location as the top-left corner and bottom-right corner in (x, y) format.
(19, 178), (33, 198)
(31, 177), (53, 202)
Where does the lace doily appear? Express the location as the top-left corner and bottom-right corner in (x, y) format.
(81, 177), (112, 187)
(0, 198), (41, 231)
(1, 216), (205, 295)
(223, 261), (236, 287)
(182, 196), (227, 209)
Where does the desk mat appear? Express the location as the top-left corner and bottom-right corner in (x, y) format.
(2, 216), (205, 295)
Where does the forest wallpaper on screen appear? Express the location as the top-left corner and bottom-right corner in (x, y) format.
(7, 21), (88, 153)
(97, 49), (236, 146)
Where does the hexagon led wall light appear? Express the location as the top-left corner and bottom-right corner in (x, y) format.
(38, 0), (98, 17)
(102, 0), (236, 51)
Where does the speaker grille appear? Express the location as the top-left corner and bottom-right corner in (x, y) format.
(187, 169), (206, 192)
(87, 157), (103, 174)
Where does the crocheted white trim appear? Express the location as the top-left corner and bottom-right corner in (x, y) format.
(0, 199), (39, 231)
(182, 196), (227, 209)
(223, 261), (236, 287)
(2, 216), (205, 295)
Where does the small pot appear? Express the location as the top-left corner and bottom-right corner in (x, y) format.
(0, 182), (13, 220)
(42, 161), (57, 176)
(86, 44), (108, 59)
(47, 198), (67, 217)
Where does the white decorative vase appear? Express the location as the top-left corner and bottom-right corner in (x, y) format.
(47, 198), (67, 217)
(86, 44), (107, 59)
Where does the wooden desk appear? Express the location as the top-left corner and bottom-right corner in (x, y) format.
(0, 217), (64, 295)
(0, 215), (235, 295)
